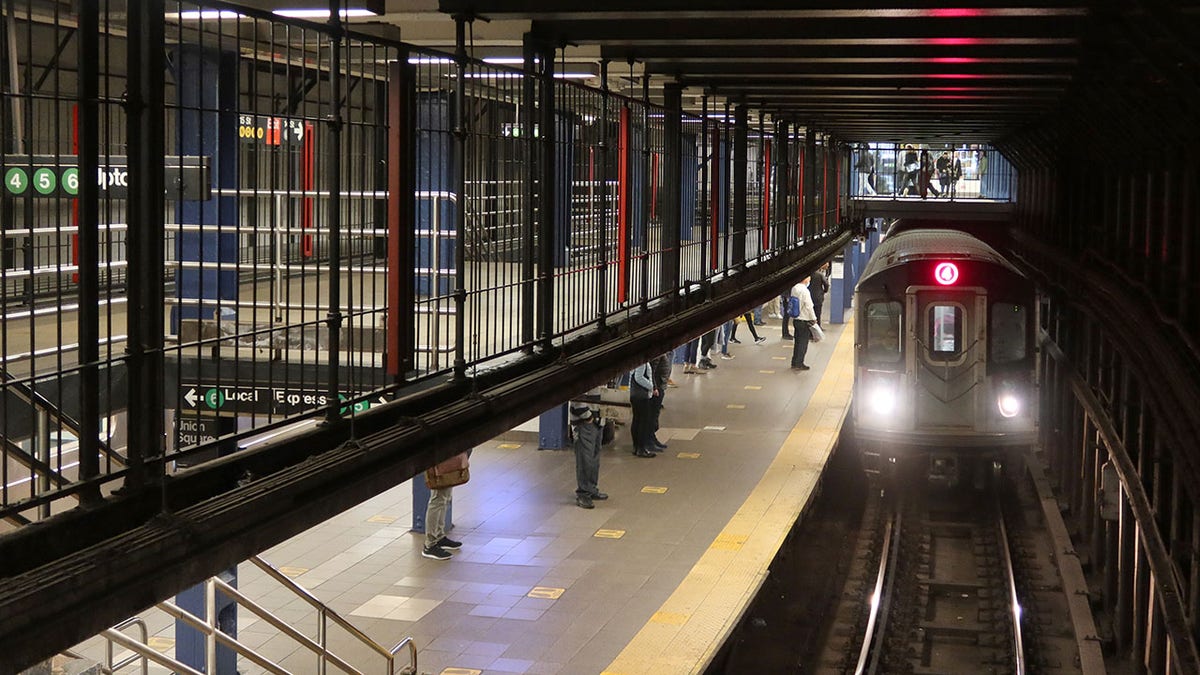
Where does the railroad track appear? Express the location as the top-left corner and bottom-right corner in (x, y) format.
(824, 485), (1026, 674)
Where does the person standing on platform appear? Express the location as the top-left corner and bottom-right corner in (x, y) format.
(422, 452), (469, 561)
(789, 276), (817, 371)
(780, 290), (794, 340)
(729, 311), (767, 344)
(570, 403), (606, 509)
(808, 265), (830, 326)
(629, 362), (658, 457)
(650, 352), (673, 452)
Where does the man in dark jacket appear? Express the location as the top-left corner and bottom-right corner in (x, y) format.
(649, 352), (672, 451)
(809, 265), (830, 326)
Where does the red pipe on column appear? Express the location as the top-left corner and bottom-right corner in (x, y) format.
(797, 146), (805, 241)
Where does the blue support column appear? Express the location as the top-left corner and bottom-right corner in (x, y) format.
(169, 45), (239, 331)
(416, 95), (456, 297)
(169, 46), (237, 670)
(539, 403), (569, 450)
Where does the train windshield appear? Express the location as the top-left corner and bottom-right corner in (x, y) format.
(928, 304), (962, 358)
(865, 301), (902, 362)
(990, 302), (1027, 363)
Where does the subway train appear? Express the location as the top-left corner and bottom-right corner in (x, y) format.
(851, 226), (1038, 486)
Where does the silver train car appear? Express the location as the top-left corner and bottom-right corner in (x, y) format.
(852, 227), (1038, 485)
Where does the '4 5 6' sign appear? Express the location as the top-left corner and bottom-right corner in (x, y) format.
(4, 155), (211, 200)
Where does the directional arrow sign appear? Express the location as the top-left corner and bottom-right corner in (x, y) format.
(183, 388), (198, 408)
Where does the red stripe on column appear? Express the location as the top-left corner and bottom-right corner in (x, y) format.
(301, 122), (315, 257)
(797, 147), (805, 241)
(822, 146), (829, 233)
(618, 106), (630, 303)
(762, 140), (771, 250)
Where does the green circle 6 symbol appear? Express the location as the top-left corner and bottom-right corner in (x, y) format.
(5, 168), (28, 194)
(33, 168), (57, 195)
(204, 388), (226, 409)
(62, 168), (79, 196)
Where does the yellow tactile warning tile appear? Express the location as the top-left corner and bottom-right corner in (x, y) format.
(743, 385), (762, 390)
(725, 404), (745, 409)
(367, 514), (396, 524)
(147, 636), (174, 652)
(710, 533), (748, 551)
(594, 528), (626, 539)
(497, 442), (522, 449)
(278, 566), (308, 577)
(641, 486), (668, 494)
(527, 586), (564, 599)
(651, 611), (689, 625)
(677, 452), (701, 459)
(441, 669), (482, 675)
(604, 317), (855, 674)
(771, 356), (787, 360)
(758, 369), (775, 374)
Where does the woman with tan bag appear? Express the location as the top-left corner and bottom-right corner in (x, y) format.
(422, 451), (470, 561)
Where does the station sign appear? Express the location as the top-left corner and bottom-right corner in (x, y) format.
(3, 155), (211, 200)
(176, 415), (223, 447)
(180, 384), (377, 416)
(238, 115), (307, 146)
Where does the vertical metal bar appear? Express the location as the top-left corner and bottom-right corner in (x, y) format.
(639, 73), (650, 305)
(387, 49), (415, 379)
(125, 0), (165, 492)
(324, 0), (345, 422)
(3, 0), (22, 154)
(521, 35), (536, 348)
(35, 409), (48, 518)
(537, 40), (555, 346)
(205, 580), (217, 670)
(661, 82), (681, 304)
(318, 608), (328, 675)
(453, 17), (469, 375)
(75, 0), (100, 504)
(597, 60), (609, 327)
(732, 103), (747, 267)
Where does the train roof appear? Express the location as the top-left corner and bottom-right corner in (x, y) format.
(858, 228), (1022, 284)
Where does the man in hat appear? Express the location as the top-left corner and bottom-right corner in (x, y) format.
(571, 402), (607, 509)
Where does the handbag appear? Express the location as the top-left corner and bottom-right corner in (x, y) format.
(808, 322), (825, 343)
(425, 452), (470, 489)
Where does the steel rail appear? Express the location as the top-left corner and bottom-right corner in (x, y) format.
(855, 501), (900, 675)
(996, 504), (1026, 675)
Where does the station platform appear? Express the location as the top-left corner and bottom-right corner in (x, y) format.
(75, 313), (855, 675)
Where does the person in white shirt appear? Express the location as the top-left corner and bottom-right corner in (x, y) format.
(789, 277), (818, 370)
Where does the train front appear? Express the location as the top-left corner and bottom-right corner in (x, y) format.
(852, 229), (1038, 482)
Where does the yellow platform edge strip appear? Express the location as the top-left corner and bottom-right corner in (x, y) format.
(603, 318), (856, 675)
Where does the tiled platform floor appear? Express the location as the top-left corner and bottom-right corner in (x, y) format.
(69, 312), (854, 675)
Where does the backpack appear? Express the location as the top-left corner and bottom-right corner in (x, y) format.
(787, 295), (800, 318)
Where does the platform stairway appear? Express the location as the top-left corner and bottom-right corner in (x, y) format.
(41, 555), (418, 675)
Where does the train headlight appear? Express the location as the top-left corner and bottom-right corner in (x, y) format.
(870, 385), (897, 415)
(997, 393), (1021, 418)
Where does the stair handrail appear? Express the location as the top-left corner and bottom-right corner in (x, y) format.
(248, 555), (418, 674)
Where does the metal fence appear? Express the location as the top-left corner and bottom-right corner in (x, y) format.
(0, 0), (847, 525)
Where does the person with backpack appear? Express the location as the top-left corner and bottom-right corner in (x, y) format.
(789, 276), (818, 370)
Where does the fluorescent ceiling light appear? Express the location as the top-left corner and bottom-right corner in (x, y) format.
(173, 10), (243, 20)
(482, 57), (528, 65)
(274, 8), (379, 18)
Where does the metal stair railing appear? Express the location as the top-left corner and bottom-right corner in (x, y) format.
(78, 555), (417, 675)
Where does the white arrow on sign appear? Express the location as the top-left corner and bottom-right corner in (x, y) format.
(184, 388), (198, 408)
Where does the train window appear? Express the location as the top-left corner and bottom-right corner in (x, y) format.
(928, 304), (961, 358)
(990, 303), (1027, 363)
(865, 301), (902, 362)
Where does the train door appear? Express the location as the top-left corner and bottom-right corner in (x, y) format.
(909, 288), (986, 430)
